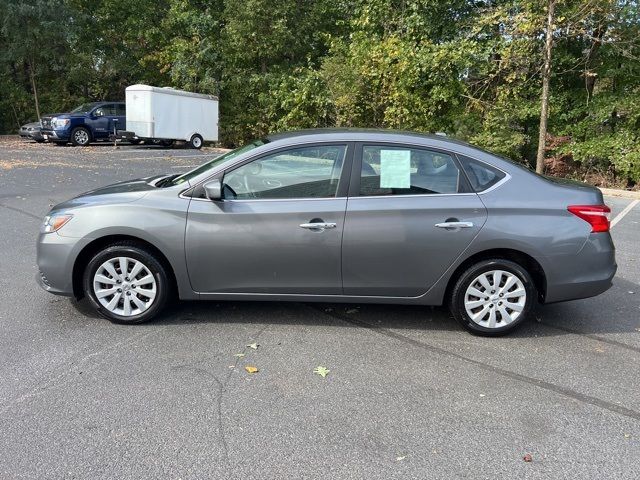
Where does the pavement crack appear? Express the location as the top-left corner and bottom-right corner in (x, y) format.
(169, 324), (269, 469)
(540, 321), (640, 354)
(0, 202), (42, 221)
(0, 326), (166, 415)
(311, 305), (640, 423)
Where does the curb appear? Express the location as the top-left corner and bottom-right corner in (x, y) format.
(599, 187), (640, 200)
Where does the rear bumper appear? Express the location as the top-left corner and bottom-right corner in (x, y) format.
(540, 233), (616, 303)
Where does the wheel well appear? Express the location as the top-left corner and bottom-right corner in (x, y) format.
(445, 249), (547, 302)
(72, 235), (178, 299)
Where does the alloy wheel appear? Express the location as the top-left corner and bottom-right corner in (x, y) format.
(92, 256), (157, 316)
(75, 129), (89, 145)
(463, 269), (527, 329)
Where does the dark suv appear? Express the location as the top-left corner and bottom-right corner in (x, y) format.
(40, 102), (126, 146)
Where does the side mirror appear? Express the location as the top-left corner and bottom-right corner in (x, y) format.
(203, 179), (222, 201)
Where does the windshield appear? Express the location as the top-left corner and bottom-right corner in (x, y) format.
(71, 103), (97, 113)
(170, 140), (267, 186)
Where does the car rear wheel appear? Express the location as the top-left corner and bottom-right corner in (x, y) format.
(189, 134), (203, 149)
(71, 127), (91, 146)
(83, 242), (170, 324)
(449, 259), (536, 336)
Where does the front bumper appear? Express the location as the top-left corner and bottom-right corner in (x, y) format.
(36, 231), (90, 297)
(41, 128), (70, 141)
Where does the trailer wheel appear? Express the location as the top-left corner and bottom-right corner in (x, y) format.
(189, 134), (203, 149)
(160, 139), (174, 148)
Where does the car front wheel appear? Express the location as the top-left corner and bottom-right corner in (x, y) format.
(449, 259), (536, 336)
(83, 242), (170, 324)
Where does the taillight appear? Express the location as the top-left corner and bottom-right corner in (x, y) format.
(567, 205), (611, 233)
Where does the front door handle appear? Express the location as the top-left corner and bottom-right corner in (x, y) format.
(299, 222), (337, 231)
(435, 221), (474, 229)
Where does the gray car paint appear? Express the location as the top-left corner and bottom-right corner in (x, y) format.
(36, 129), (616, 307)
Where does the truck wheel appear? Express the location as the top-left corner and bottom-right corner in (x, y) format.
(71, 127), (91, 146)
(189, 134), (203, 149)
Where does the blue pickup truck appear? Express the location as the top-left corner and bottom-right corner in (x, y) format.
(40, 102), (128, 146)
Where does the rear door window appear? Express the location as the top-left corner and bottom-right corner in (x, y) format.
(359, 145), (463, 196)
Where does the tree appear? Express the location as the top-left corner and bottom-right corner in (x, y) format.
(0, 0), (72, 120)
(535, 0), (556, 174)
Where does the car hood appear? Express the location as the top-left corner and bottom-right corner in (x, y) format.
(51, 175), (168, 212)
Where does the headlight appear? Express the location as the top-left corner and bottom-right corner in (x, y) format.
(42, 214), (73, 233)
(53, 118), (70, 128)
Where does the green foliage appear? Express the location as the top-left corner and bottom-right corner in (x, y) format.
(0, 0), (639, 184)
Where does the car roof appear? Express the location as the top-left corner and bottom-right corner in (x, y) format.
(260, 128), (538, 178)
(264, 128), (491, 157)
(266, 128), (462, 143)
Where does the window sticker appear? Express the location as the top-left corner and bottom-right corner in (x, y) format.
(380, 150), (411, 188)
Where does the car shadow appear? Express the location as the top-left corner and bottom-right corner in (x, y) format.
(69, 276), (639, 339)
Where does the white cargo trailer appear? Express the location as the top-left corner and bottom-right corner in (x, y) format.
(122, 84), (218, 149)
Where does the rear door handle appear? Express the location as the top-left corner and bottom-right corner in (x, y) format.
(435, 221), (474, 229)
(299, 222), (337, 231)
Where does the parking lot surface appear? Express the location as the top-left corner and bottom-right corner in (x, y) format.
(1, 138), (639, 479)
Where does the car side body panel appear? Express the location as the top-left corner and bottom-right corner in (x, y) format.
(36, 129), (616, 309)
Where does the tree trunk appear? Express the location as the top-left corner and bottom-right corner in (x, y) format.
(535, 0), (556, 175)
(585, 24), (607, 103)
(28, 59), (41, 121)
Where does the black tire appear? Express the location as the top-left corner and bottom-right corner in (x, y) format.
(82, 241), (170, 324)
(129, 139), (141, 145)
(53, 141), (67, 146)
(449, 259), (536, 336)
(189, 134), (203, 149)
(34, 138), (45, 143)
(159, 139), (174, 148)
(70, 126), (91, 146)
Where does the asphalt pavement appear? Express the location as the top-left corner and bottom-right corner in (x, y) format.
(1, 138), (639, 479)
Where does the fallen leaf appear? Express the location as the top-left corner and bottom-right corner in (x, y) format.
(624, 433), (631, 439)
(246, 343), (259, 350)
(595, 346), (605, 353)
(245, 366), (259, 374)
(396, 455), (406, 461)
(523, 453), (533, 462)
(234, 353), (245, 357)
(314, 366), (330, 378)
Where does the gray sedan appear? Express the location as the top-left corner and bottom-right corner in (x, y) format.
(36, 129), (616, 335)
(19, 121), (45, 142)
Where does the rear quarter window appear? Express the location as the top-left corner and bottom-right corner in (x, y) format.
(458, 155), (506, 192)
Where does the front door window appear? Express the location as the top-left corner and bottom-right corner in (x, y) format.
(222, 145), (347, 200)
